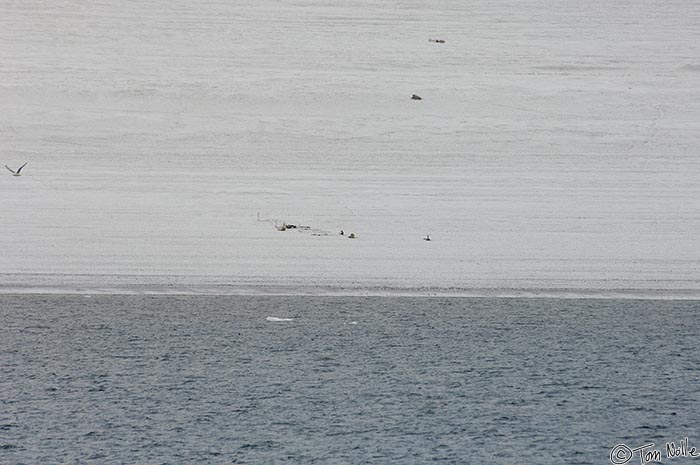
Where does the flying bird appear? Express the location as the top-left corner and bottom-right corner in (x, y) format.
(5, 162), (28, 176)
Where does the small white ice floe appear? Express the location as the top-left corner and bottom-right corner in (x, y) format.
(266, 316), (294, 322)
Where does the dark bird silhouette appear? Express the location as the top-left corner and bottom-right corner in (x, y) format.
(5, 162), (28, 176)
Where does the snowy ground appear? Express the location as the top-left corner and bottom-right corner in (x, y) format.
(1, 0), (699, 295)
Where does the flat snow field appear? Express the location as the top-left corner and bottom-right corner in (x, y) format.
(1, 0), (699, 296)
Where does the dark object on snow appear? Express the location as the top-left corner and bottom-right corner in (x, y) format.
(286, 224), (297, 229)
(429, 38), (445, 43)
(340, 230), (344, 236)
(424, 234), (431, 241)
(5, 162), (28, 176)
(411, 94), (422, 100)
(348, 233), (356, 239)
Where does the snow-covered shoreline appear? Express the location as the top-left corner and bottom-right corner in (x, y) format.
(2, 1), (699, 294)
(1, 273), (699, 300)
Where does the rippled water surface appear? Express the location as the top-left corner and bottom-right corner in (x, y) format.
(1, 296), (699, 464)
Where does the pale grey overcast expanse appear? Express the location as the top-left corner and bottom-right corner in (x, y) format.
(1, 0), (699, 296)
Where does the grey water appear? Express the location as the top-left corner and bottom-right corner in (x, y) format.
(1, 295), (699, 464)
